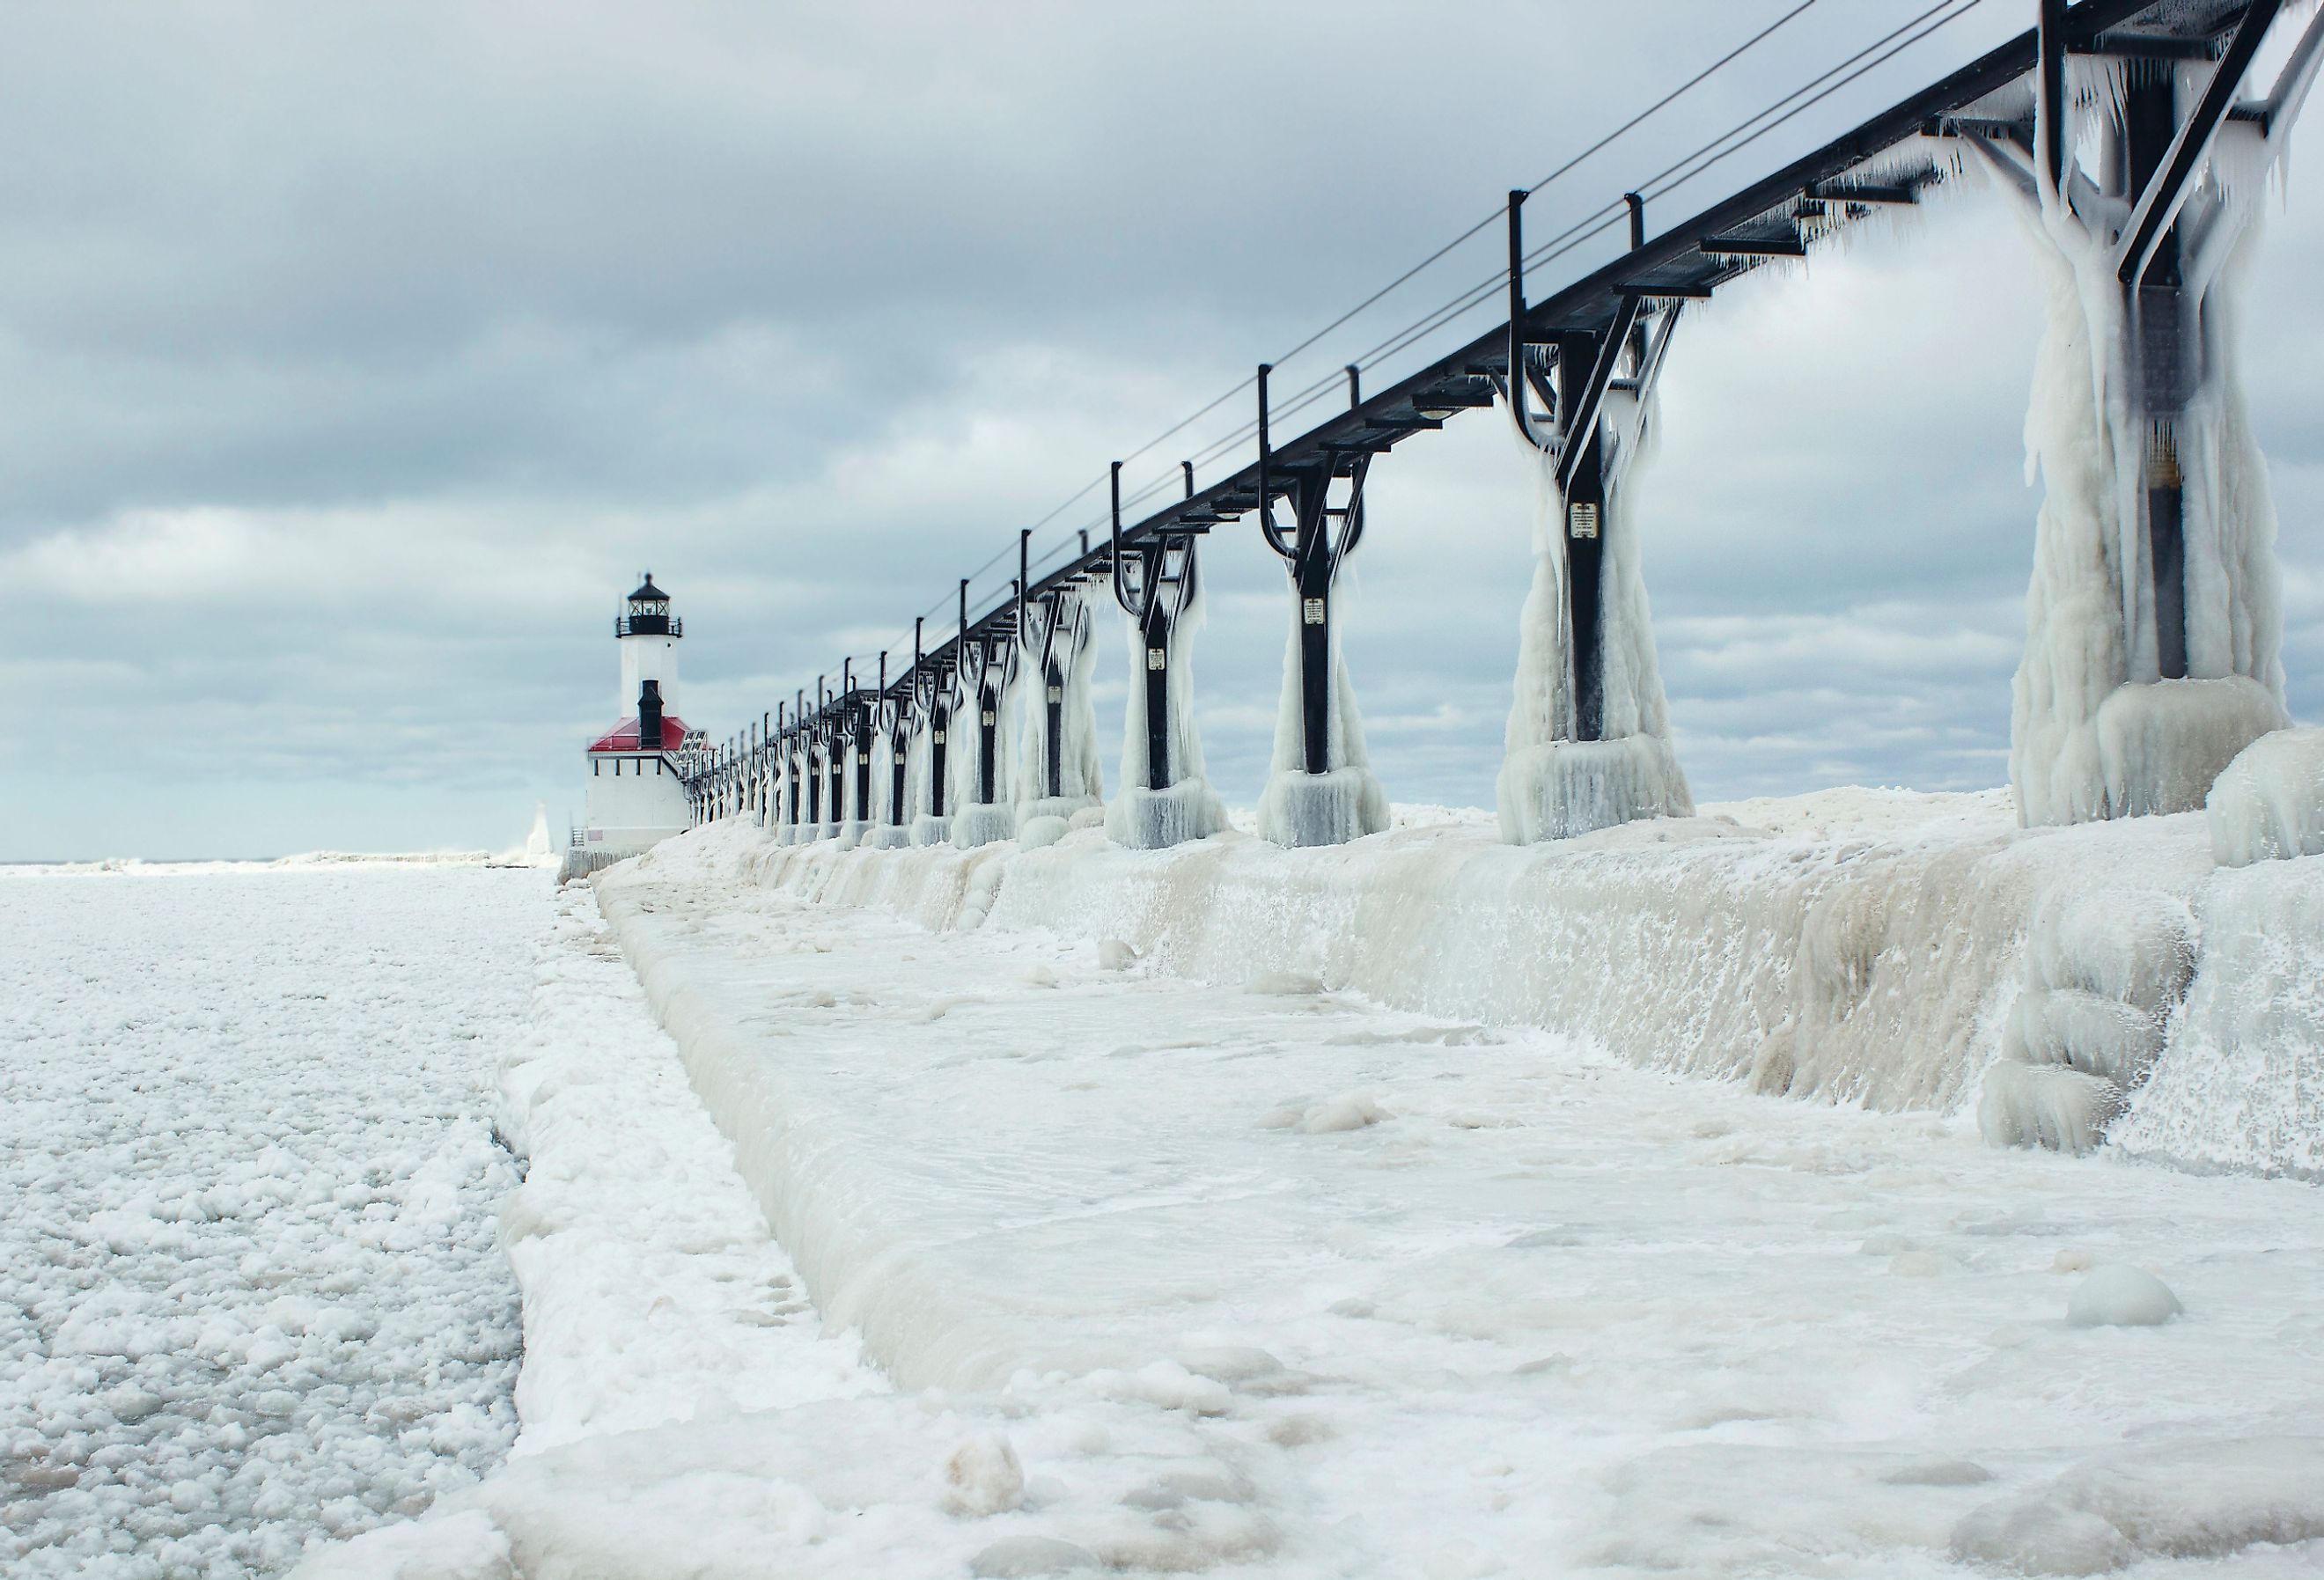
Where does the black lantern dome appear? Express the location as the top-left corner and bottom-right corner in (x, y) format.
(615, 571), (681, 638)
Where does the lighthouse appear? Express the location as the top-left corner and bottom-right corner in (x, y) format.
(572, 573), (694, 873)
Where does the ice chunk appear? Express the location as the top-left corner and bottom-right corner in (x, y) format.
(2024, 886), (2195, 1019)
(969, 1535), (1100, 1576)
(1979, 1062), (2120, 1154)
(1950, 1498), (2135, 1576)
(1300, 1092), (1387, 1134)
(2005, 988), (2164, 1084)
(1097, 939), (1137, 971)
(944, 1433), (1026, 1518)
(1017, 815), (1070, 850)
(1954, 1437), (2324, 1570)
(2208, 725), (2324, 865)
(2065, 1265), (2181, 1328)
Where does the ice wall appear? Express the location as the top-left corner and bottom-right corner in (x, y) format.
(1254, 601), (1389, 848)
(1497, 399), (1693, 844)
(1107, 593), (1226, 850)
(1013, 587), (1106, 828)
(2004, 59), (2297, 824)
(698, 798), (2208, 1115)
(633, 780), (2324, 1179)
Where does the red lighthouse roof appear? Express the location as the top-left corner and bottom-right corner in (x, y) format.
(587, 714), (691, 753)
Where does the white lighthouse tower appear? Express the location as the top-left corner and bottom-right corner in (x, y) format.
(571, 573), (694, 874)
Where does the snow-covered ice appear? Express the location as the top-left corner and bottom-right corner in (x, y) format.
(0, 861), (544, 1578)
(329, 813), (2324, 1576)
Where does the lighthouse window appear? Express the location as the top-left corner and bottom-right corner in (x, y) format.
(592, 760), (599, 776)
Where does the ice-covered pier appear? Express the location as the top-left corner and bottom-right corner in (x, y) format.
(682, 0), (2324, 873)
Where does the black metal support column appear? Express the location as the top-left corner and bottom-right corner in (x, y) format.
(1258, 364), (1369, 778)
(1557, 332), (1609, 741)
(2124, 65), (2190, 680)
(1110, 460), (1205, 794)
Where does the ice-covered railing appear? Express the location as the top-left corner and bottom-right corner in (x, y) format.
(681, 1), (2319, 870)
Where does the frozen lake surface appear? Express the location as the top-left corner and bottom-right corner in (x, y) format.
(0, 861), (547, 1579)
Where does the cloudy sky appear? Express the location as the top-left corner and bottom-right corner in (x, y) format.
(5, 0), (2320, 859)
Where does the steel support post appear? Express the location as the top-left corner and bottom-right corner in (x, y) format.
(1257, 365), (1371, 780)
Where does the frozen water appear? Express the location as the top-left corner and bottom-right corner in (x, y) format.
(2113, 849), (2324, 1179)
(2209, 725), (2324, 865)
(0, 862), (541, 1578)
(2065, 1264), (2181, 1328)
(456, 817), (2324, 1576)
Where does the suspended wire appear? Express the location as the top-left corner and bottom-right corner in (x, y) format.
(823, 0), (1986, 715)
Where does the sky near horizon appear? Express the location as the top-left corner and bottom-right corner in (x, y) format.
(4, 1), (2322, 859)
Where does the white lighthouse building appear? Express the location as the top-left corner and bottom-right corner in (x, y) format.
(572, 573), (693, 872)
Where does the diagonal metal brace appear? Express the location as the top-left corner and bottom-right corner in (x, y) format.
(2117, 0), (2284, 286)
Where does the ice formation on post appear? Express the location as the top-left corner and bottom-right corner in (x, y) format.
(1990, 11), (2322, 824)
(1104, 465), (1225, 849)
(1253, 369), (1389, 848)
(904, 672), (952, 848)
(836, 708), (872, 850)
(951, 621), (1019, 849)
(1011, 580), (1106, 829)
(864, 681), (916, 851)
(1495, 212), (1691, 845)
(1254, 599), (1389, 848)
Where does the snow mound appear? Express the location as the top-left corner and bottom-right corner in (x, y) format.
(1016, 815), (1070, 850)
(1953, 1437), (2324, 1572)
(2209, 726), (2324, 866)
(2066, 1264), (2182, 1328)
(944, 1434), (1026, 1518)
(969, 1535), (1101, 1576)
(1298, 1091), (1387, 1134)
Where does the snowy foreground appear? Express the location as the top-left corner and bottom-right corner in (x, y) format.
(323, 797), (2324, 1578)
(0, 862), (543, 1578)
